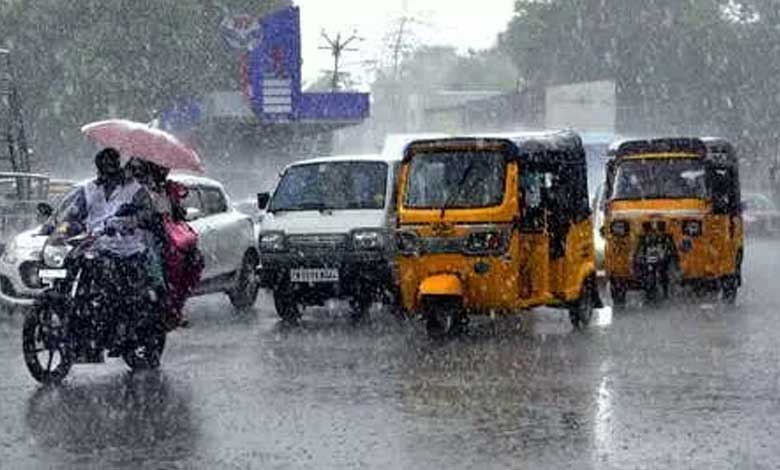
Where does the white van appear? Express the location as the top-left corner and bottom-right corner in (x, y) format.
(256, 154), (401, 321)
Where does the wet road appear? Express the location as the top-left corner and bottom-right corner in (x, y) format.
(2, 239), (780, 469)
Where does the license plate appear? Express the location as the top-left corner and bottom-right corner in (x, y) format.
(290, 268), (339, 283)
(39, 269), (67, 280)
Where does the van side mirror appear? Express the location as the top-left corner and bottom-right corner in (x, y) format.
(185, 207), (203, 221)
(36, 202), (54, 219)
(257, 192), (271, 210)
(37, 202), (53, 219)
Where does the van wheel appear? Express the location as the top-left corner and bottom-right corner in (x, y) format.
(273, 290), (301, 322)
(423, 297), (464, 339)
(570, 278), (595, 329)
(228, 251), (260, 311)
(349, 297), (372, 322)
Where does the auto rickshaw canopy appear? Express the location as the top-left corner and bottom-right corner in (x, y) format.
(403, 129), (586, 165)
(608, 137), (737, 166)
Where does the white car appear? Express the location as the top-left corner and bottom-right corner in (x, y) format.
(0, 174), (260, 311)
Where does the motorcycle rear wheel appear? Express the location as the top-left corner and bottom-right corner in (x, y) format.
(123, 327), (166, 371)
(22, 307), (72, 384)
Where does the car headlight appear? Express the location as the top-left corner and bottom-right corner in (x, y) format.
(352, 229), (386, 251)
(42, 243), (70, 268)
(20, 261), (43, 289)
(682, 219), (703, 237)
(396, 230), (421, 255)
(464, 230), (505, 255)
(259, 231), (287, 252)
(610, 220), (630, 237)
(2, 239), (18, 264)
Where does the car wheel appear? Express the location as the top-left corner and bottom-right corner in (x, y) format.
(228, 251), (260, 312)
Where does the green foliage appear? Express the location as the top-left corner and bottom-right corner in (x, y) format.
(0, 0), (289, 171)
(500, 0), (780, 159)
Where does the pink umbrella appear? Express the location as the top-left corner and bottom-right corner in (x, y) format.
(81, 119), (204, 173)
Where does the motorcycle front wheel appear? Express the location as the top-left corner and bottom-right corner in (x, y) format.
(22, 306), (72, 384)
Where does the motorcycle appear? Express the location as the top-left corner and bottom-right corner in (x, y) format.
(22, 221), (166, 384)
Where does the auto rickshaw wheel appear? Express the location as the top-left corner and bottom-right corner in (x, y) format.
(609, 280), (627, 309)
(422, 296), (465, 339)
(569, 278), (595, 329)
(663, 262), (683, 300)
(721, 253), (742, 305)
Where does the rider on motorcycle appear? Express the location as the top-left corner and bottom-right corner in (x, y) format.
(61, 148), (164, 352)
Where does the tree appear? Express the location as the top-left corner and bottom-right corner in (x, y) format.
(0, 0), (289, 172)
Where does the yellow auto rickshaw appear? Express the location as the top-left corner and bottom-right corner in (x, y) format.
(603, 137), (743, 306)
(396, 131), (601, 338)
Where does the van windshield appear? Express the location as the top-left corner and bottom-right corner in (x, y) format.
(404, 151), (506, 209)
(611, 158), (708, 200)
(270, 161), (387, 212)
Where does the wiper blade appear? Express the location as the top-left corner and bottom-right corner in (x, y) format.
(440, 162), (477, 219)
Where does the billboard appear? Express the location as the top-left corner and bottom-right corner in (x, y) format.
(249, 7), (302, 122)
(545, 80), (616, 133)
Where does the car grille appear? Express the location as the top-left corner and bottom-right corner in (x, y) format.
(287, 234), (349, 252)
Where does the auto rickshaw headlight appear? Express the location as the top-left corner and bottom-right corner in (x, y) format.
(682, 220), (703, 237)
(465, 230), (505, 255)
(396, 230), (421, 255)
(352, 229), (386, 251)
(610, 220), (630, 237)
(259, 231), (287, 252)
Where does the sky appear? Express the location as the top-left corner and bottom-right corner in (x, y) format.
(293, 0), (516, 86)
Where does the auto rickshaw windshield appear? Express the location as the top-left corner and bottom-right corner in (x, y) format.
(404, 151), (506, 209)
(611, 157), (708, 201)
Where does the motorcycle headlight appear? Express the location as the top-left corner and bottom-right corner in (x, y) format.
(396, 230), (421, 255)
(352, 229), (386, 251)
(42, 243), (70, 268)
(464, 230), (505, 255)
(610, 220), (630, 237)
(259, 231), (287, 253)
(682, 220), (703, 237)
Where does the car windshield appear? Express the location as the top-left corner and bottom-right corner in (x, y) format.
(612, 158), (708, 200)
(269, 161), (387, 212)
(743, 194), (776, 211)
(404, 151), (505, 209)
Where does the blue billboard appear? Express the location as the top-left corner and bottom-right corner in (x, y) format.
(162, 6), (369, 130)
(249, 7), (302, 122)
(248, 6), (369, 124)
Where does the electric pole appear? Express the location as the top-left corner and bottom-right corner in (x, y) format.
(319, 30), (361, 91)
